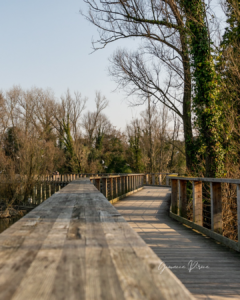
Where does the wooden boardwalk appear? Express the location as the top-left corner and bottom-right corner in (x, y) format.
(0, 180), (193, 300)
(114, 186), (240, 300)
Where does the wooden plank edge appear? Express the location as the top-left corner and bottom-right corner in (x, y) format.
(169, 212), (239, 252)
(109, 187), (144, 204)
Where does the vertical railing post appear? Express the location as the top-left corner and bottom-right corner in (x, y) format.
(171, 179), (178, 214)
(179, 180), (188, 218)
(152, 174), (155, 185)
(40, 184), (42, 202)
(35, 185), (37, 202)
(115, 177), (118, 198)
(210, 182), (222, 234)
(43, 184), (46, 200)
(237, 184), (240, 251)
(193, 181), (203, 226)
(119, 177), (122, 196)
(126, 175), (129, 193)
(158, 174), (162, 186)
(32, 186), (35, 204)
(110, 178), (113, 200)
(166, 175), (170, 186)
(95, 179), (100, 191)
(146, 174), (149, 185)
(103, 178), (108, 199)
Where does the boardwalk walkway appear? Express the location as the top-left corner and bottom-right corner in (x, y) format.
(114, 186), (240, 300)
(0, 180), (193, 300)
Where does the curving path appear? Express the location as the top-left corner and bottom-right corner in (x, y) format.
(114, 186), (240, 300)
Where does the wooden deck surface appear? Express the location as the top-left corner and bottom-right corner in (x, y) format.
(114, 186), (240, 300)
(0, 180), (194, 300)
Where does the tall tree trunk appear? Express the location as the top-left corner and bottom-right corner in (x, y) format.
(183, 0), (225, 178)
(183, 61), (193, 172)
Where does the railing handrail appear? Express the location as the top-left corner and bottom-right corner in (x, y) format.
(169, 176), (240, 184)
(90, 174), (145, 179)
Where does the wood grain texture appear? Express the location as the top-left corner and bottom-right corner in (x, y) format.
(193, 181), (203, 226)
(114, 186), (240, 300)
(0, 179), (194, 300)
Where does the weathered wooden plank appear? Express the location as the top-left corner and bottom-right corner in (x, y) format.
(0, 180), (194, 300)
(100, 211), (193, 300)
(115, 186), (240, 300)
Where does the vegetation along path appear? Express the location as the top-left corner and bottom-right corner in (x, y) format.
(114, 186), (240, 300)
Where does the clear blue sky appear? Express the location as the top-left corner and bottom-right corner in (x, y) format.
(0, 1), (225, 131)
(0, 0), (143, 130)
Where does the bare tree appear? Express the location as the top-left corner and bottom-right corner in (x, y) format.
(59, 89), (87, 140)
(0, 92), (9, 135)
(83, 0), (193, 170)
(82, 91), (109, 146)
(52, 89), (87, 149)
(31, 88), (56, 141)
(5, 86), (22, 129)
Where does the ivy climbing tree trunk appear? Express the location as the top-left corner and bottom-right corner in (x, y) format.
(183, 0), (225, 178)
(182, 46), (194, 172)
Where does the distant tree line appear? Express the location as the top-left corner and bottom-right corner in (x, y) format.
(0, 87), (184, 180)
